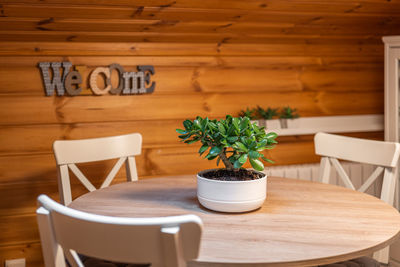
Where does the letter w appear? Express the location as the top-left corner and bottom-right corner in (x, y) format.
(39, 62), (72, 96)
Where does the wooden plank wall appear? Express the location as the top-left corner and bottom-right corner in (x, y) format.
(0, 0), (398, 265)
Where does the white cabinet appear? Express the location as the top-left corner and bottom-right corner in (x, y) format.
(384, 36), (400, 209)
(383, 35), (400, 265)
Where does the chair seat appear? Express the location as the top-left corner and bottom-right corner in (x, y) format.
(320, 256), (381, 267)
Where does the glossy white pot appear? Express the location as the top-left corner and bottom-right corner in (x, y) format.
(197, 169), (267, 213)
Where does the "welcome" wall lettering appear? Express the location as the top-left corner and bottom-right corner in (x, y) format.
(38, 62), (155, 96)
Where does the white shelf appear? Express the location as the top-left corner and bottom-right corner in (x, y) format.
(262, 114), (383, 136)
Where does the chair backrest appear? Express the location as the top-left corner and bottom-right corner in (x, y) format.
(36, 195), (203, 267)
(314, 132), (400, 263)
(315, 132), (400, 204)
(53, 133), (142, 205)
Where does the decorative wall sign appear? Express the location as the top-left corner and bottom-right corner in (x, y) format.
(38, 62), (155, 96)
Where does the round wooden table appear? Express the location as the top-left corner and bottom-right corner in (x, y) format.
(69, 175), (400, 267)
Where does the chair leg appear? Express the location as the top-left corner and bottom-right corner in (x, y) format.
(373, 246), (390, 265)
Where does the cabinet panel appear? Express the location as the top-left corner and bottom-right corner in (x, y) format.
(383, 35), (400, 265)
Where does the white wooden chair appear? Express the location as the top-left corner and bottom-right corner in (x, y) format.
(53, 133), (142, 205)
(36, 194), (203, 267)
(314, 132), (400, 265)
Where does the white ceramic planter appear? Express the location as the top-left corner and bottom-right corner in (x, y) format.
(197, 169), (267, 213)
(265, 119), (281, 130)
(279, 118), (300, 129)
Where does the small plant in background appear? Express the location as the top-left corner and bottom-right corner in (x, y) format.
(257, 106), (278, 120)
(279, 106), (299, 119)
(176, 115), (277, 171)
(238, 108), (257, 120)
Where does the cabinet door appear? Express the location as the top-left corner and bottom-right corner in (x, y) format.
(384, 44), (400, 265)
(384, 47), (400, 143)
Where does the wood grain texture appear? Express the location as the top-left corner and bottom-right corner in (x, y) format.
(0, 1), (395, 265)
(2, 0), (400, 14)
(69, 175), (400, 266)
(0, 91), (384, 125)
(0, 242), (43, 267)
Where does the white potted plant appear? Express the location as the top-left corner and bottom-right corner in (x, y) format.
(256, 106), (280, 129)
(279, 106), (300, 128)
(176, 115), (278, 213)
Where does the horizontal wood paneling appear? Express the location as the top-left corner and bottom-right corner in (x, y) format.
(0, 121), (386, 156)
(0, 1), (393, 265)
(0, 91), (384, 125)
(1, 0), (400, 15)
(0, 243), (43, 267)
(0, 55), (327, 67)
(0, 63), (383, 96)
(0, 42), (385, 57)
(0, 214), (40, 245)
(2, 3), (400, 24)
(0, 18), (395, 38)
(0, 242), (43, 267)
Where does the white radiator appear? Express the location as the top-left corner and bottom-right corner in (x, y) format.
(265, 162), (383, 198)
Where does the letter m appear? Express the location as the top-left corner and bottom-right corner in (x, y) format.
(38, 62), (72, 96)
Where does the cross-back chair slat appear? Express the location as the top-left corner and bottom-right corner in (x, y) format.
(53, 133), (142, 205)
(36, 195), (203, 267)
(314, 132), (400, 265)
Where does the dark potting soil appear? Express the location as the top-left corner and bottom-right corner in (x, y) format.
(201, 169), (264, 181)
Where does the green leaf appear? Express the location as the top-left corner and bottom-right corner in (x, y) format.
(266, 132), (278, 139)
(238, 153), (248, 164)
(227, 136), (238, 143)
(176, 129), (187, 134)
(249, 141), (257, 150)
(193, 119), (201, 129)
(218, 123), (226, 135)
(232, 117), (240, 131)
(185, 138), (199, 144)
(183, 120), (192, 130)
(239, 117), (249, 131)
(201, 117), (209, 131)
(268, 139), (278, 144)
(227, 125), (235, 136)
(209, 146), (222, 156)
(234, 142), (248, 152)
(256, 139), (267, 148)
(208, 122), (217, 131)
(234, 160), (244, 169)
(250, 158), (264, 171)
(249, 150), (261, 159)
(220, 139), (229, 146)
(198, 145), (209, 155)
(205, 154), (218, 160)
(178, 134), (190, 140)
(261, 155), (274, 164)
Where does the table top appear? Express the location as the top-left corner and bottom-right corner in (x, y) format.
(69, 175), (400, 267)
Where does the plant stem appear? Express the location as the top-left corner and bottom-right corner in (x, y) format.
(219, 149), (234, 170)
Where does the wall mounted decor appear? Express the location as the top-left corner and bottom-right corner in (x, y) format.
(38, 62), (155, 96)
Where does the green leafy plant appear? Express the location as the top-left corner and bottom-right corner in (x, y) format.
(238, 108), (258, 120)
(257, 106), (278, 120)
(176, 115), (277, 171)
(279, 106), (299, 119)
